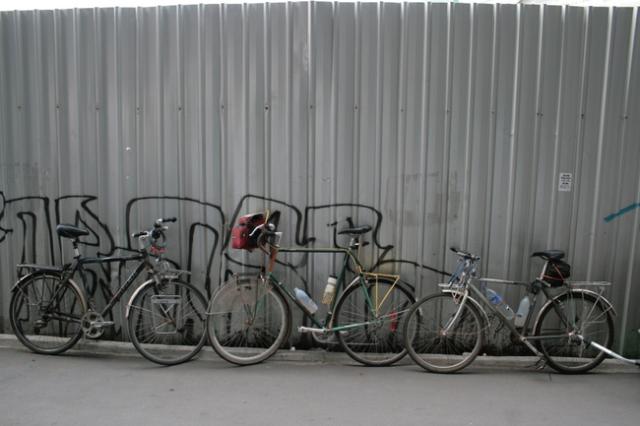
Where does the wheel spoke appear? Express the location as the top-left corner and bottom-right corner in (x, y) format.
(10, 274), (85, 354)
(128, 280), (207, 365)
(536, 290), (614, 373)
(403, 293), (482, 373)
(335, 279), (413, 366)
(207, 277), (288, 365)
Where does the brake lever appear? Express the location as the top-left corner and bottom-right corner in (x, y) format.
(249, 223), (265, 238)
(155, 217), (177, 225)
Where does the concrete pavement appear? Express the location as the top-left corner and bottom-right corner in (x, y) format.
(0, 343), (638, 426)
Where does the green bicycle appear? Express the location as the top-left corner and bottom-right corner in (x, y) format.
(206, 210), (415, 366)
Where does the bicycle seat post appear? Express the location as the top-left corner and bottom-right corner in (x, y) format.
(348, 235), (358, 249)
(72, 239), (81, 259)
(353, 235), (363, 267)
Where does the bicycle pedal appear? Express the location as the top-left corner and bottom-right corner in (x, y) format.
(324, 333), (340, 343)
(531, 357), (547, 370)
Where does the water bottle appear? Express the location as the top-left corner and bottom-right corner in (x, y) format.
(294, 288), (318, 314)
(322, 275), (338, 305)
(485, 288), (514, 321)
(514, 295), (531, 328)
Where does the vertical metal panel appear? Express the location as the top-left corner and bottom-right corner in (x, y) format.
(1, 2), (639, 356)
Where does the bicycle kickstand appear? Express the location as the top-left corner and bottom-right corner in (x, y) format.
(578, 335), (640, 367)
(527, 356), (547, 371)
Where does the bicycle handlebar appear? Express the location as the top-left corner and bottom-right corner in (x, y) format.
(155, 217), (177, 226)
(450, 246), (480, 261)
(132, 218), (177, 254)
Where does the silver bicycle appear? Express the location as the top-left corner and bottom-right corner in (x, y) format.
(403, 247), (620, 374)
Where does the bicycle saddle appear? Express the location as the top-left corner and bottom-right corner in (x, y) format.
(338, 225), (372, 236)
(56, 224), (90, 239)
(531, 250), (565, 261)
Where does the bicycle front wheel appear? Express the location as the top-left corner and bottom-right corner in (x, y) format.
(333, 276), (414, 366)
(534, 289), (614, 374)
(403, 293), (484, 373)
(127, 279), (208, 365)
(10, 272), (86, 354)
(207, 276), (290, 365)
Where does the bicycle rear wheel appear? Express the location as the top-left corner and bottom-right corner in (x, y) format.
(207, 276), (290, 365)
(534, 289), (614, 374)
(128, 279), (208, 365)
(333, 276), (414, 366)
(403, 293), (483, 373)
(10, 272), (86, 354)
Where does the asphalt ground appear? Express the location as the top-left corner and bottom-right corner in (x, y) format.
(0, 339), (638, 426)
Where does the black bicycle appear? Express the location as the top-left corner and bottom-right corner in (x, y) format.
(9, 218), (208, 365)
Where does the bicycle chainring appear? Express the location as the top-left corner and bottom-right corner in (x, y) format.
(81, 310), (106, 339)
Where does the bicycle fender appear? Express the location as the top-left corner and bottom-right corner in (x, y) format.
(441, 289), (491, 328)
(125, 279), (156, 318)
(574, 288), (617, 316)
(10, 269), (68, 292)
(341, 275), (412, 294)
(11, 272), (87, 311)
(534, 288), (617, 333)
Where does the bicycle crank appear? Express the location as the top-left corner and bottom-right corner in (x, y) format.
(299, 326), (348, 337)
(298, 326), (326, 334)
(81, 311), (114, 339)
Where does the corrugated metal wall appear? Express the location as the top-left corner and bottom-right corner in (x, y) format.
(1, 2), (639, 356)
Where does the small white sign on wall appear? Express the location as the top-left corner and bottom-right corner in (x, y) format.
(558, 173), (573, 192)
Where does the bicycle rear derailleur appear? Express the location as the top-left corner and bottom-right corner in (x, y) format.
(81, 310), (114, 339)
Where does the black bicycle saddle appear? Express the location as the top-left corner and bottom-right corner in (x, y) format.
(531, 250), (565, 261)
(56, 224), (90, 239)
(338, 225), (372, 236)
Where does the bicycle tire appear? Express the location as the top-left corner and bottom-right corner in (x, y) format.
(10, 272), (87, 355)
(127, 278), (208, 365)
(333, 276), (414, 366)
(533, 289), (614, 374)
(206, 276), (290, 366)
(403, 292), (484, 373)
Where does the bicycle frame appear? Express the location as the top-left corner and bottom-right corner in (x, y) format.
(18, 249), (158, 323)
(447, 279), (543, 356)
(265, 246), (402, 334)
(445, 274), (618, 358)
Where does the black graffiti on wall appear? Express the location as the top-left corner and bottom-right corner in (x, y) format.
(0, 192), (123, 335)
(124, 195), (225, 296)
(223, 194), (449, 284)
(0, 190), (450, 305)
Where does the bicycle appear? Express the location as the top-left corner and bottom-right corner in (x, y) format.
(403, 247), (616, 374)
(9, 217), (208, 365)
(206, 210), (416, 366)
